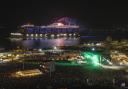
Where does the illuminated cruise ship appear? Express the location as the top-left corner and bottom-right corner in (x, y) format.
(11, 18), (80, 38)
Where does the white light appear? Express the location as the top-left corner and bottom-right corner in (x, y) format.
(31, 34), (33, 37)
(57, 34), (60, 37)
(51, 34), (54, 37)
(11, 33), (22, 36)
(87, 43), (90, 46)
(8, 54), (12, 56)
(120, 62), (123, 65)
(96, 43), (101, 46)
(63, 34), (67, 36)
(114, 51), (118, 53)
(57, 23), (64, 26)
(16, 54), (19, 57)
(11, 33), (13, 35)
(38, 49), (42, 52)
(45, 34), (47, 37)
(26, 34), (29, 36)
(99, 64), (124, 70)
(40, 34), (42, 37)
(21, 24), (34, 28)
(53, 46), (57, 50)
(35, 34), (38, 37)
(92, 48), (95, 51)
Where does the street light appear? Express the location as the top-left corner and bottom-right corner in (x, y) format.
(92, 48), (95, 51)
(53, 46), (57, 50)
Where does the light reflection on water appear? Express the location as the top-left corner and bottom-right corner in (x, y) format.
(0, 36), (107, 50)
(12, 38), (80, 49)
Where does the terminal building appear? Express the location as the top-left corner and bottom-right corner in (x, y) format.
(11, 18), (80, 38)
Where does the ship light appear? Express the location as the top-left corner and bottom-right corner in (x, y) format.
(40, 34), (42, 37)
(26, 34), (29, 36)
(57, 23), (64, 26)
(51, 34), (54, 37)
(31, 34), (34, 37)
(57, 34), (60, 37)
(69, 34), (72, 36)
(35, 34), (38, 37)
(63, 34), (67, 36)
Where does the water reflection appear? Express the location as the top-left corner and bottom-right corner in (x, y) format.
(11, 38), (79, 49)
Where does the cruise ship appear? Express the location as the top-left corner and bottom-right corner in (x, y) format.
(11, 18), (80, 38)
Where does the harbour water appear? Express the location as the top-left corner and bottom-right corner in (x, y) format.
(0, 35), (127, 50)
(7, 37), (79, 49)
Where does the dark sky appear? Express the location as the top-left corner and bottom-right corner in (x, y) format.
(0, 1), (128, 29)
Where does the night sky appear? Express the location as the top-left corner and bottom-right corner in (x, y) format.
(0, 1), (128, 29)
